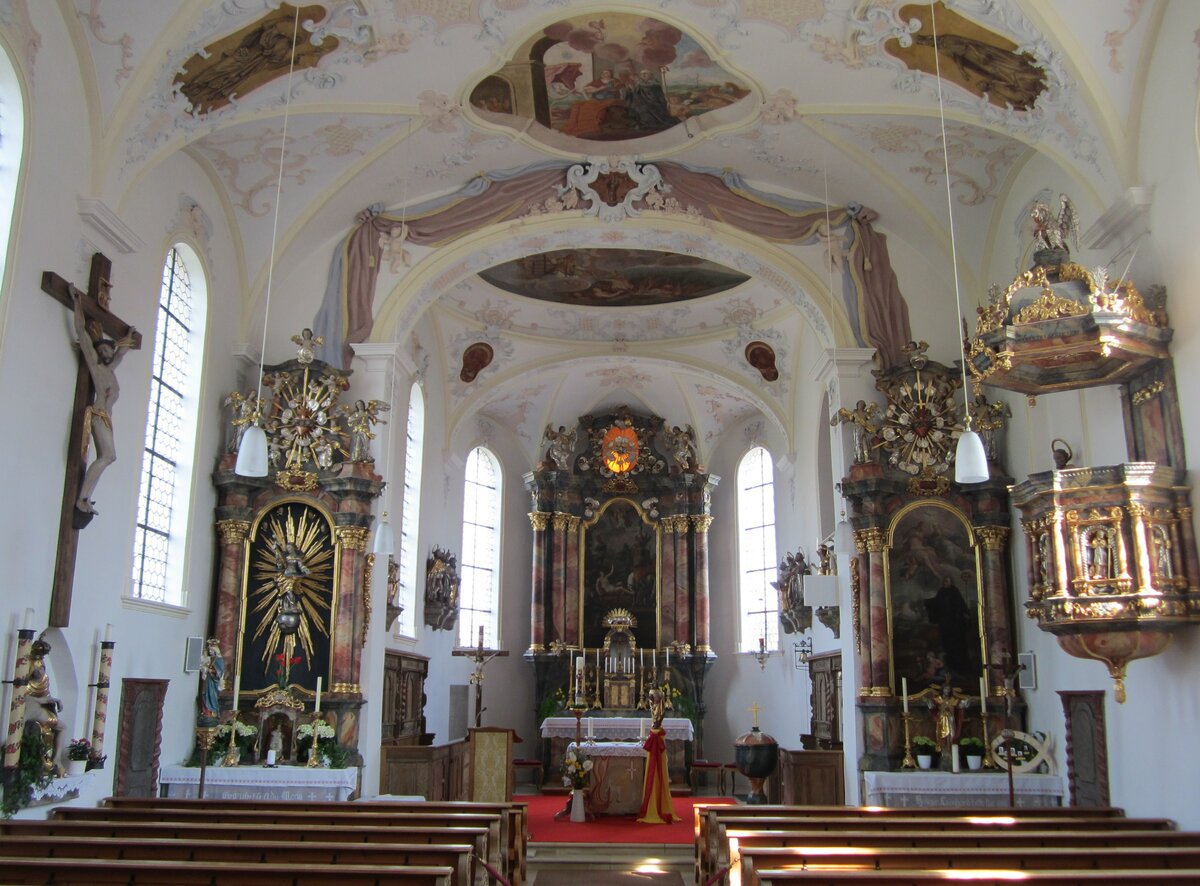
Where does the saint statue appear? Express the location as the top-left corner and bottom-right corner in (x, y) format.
(24, 635), (64, 775)
(197, 637), (225, 725)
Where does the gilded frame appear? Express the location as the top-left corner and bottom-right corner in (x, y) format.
(882, 499), (988, 694)
(578, 497), (662, 650)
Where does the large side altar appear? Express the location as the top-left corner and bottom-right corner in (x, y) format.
(159, 764), (358, 801)
(524, 409), (717, 778)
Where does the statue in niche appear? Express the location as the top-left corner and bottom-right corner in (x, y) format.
(423, 547), (460, 631)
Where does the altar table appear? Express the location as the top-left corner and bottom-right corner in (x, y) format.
(863, 770), (1064, 808)
(158, 764), (358, 801)
(540, 716), (693, 741)
(569, 741), (645, 815)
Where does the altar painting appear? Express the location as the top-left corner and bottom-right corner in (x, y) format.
(581, 499), (659, 649)
(885, 501), (984, 692)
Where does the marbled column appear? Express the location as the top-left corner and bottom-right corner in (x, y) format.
(563, 517), (581, 647)
(3, 628), (34, 768)
(851, 545), (871, 693)
(692, 515), (713, 650)
(528, 512), (550, 651)
(552, 514), (569, 645)
(674, 518), (690, 645)
(660, 517), (677, 647)
(89, 640), (115, 768)
(859, 527), (890, 691)
(975, 526), (1013, 668)
(213, 519), (250, 669)
(333, 526), (369, 692)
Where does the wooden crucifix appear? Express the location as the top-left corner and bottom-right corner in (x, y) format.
(452, 626), (509, 728)
(41, 253), (142, 627)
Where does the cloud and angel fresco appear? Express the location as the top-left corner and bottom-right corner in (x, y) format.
(478, 248), (749, 308)
(469, 13), (751, 142)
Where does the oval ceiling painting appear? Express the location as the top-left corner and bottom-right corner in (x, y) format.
(478, 249), (750, 308)
(469, 14), (752, 145)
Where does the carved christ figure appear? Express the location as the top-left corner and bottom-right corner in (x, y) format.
(72, 286), (135, 515)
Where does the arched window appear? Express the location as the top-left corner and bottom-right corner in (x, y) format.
(395, 382), (424, 637)
(458, 446), (502, 647)
(737, 446), (778, 653)
(0, 44), (25, 319)
(130, 245), (207, 605)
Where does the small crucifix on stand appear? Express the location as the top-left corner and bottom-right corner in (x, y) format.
(452, 626), (508, 728)
(41, 253), (141, 627)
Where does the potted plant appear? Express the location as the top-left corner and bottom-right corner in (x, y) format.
(65, 738), (90, 777)
(912, 735), (938, 769)
(960, 736), (986, 770)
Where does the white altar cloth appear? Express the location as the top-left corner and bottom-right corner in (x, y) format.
(568, 740), (645, 756)
(863, 770), (1064, 808)
(159, 765), (358, 801)
(541, 716), (693, 741)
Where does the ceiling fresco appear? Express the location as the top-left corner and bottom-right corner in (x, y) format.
(469, 12), (752, 144)
(477, 249), (751, 308)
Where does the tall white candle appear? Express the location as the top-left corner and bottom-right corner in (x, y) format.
(652, 650), (656, 669)
(587, 717), (593, 740)
(103, 623), (113, 642)
(315, 676), (322, 713)
(21, 608), (33, 630)
(232, 674), (241, 711)
(666, 647), (670, 667)
(901, 677), (909, 714)
(980, 676), (987, 708)
(640, 648), (644, 669)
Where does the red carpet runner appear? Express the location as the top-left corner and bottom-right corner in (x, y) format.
(525, 793), (735, 844)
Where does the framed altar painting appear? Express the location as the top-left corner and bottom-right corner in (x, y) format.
(580, 498), (660, 649)
(883, 500), (985, 692)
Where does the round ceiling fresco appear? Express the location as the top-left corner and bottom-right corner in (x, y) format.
(469, 13), (751, 144)
(477, 248), (750, 308)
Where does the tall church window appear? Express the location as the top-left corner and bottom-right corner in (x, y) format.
(130, 245), (206, 604)
(0, 45), (25, 321)
(458, 446), (502, 647)
(395, 382), (424, 637)
(737, 445), (778, 653)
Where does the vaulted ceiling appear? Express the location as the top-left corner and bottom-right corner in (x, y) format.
(51, 0), (1159, 459)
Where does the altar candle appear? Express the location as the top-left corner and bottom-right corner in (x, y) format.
(901, 677), (909, 714)
(232, 674), (240, 711)
(652, 650), (656, 670)
(315, 677), (322, 713)
(666, 647), (670, 667)
(21, 608), (33, 630)
(980, 676), (988, 711)
(640, 648), (644, 669)
(103, 623), (113, 642)
(587, 717), (594, 740)
(266, 749), (276, 766)
(639, 718), (646, 740)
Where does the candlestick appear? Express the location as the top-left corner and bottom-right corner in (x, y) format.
(232, 674), (240, 711)
(901, 677), (909, 714)
(315, 677), (322, 713)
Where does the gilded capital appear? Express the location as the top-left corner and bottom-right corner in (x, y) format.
(215, 519), (250, 545)
(1179, 507), (1193, 520)
(529, 512), (550, 531)
(552, 513), (572, 531)
(337, 526), (370, 551)
(857, 527), (887, 553)
(692, 515), (714, 533)
(1127, 503), (1149, 519)
(975, 525), (1010, 551)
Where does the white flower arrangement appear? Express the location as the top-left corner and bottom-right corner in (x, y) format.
(296, 721), (336, 741)
(561, 748), (593, 789)
(216, 721), (258, 738)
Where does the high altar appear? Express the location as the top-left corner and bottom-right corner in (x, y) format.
(524, 408), (716, 781)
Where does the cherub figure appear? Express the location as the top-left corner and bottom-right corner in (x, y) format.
(291, 328), (323, 365)
(342, 398), (391, 462)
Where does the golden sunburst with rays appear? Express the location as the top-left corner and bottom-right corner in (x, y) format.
(249, 505), (334, 680)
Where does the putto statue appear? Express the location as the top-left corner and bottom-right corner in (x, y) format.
(542, 424), (578, 472)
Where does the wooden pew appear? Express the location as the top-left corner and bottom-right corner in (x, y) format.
(0, 834), (475, 886)
(737, 844), (1200, 886)
(751, 870), (1200, 885)
(1, 818), (491, 881)
(53, 804), (507, 877)
(102, 795), (527, 886)
(0, 856), (455, 885)
(701, 812), (1175, 885)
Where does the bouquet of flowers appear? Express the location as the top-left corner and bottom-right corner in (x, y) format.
(216, 720), (259, 755)
(560, 747), (592, 789)
(274, 652), (301, 688)
(67, 738), (91, 762)
(296, 720), (337, 761)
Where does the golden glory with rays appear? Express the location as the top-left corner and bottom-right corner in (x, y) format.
(250, 508), (334, 679)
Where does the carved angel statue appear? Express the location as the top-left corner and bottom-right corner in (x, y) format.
(1030, 193), (1080, 254)
(831, 399), (881, 464)
(542, 424), (577, 471)
(971, 393), (1012, 461)
(291, 328), (323, 365)
(342, 399), (391, 462)
(662, 424), (698, 472)
(224, 390), (261, 454)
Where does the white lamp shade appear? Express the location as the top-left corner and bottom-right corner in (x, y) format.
(372, 514), (395, 556)
(834, 516), (855, 555)
(955, 429), (989, 484)
(803, 574), (840, 607)
(234, 423), (269, 477)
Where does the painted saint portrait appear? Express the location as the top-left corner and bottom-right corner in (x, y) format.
(582, 499), (658, 649)
(479, 249), (748, 308)
(885, 502), (983, 691)
(468, 14), (751, 143)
